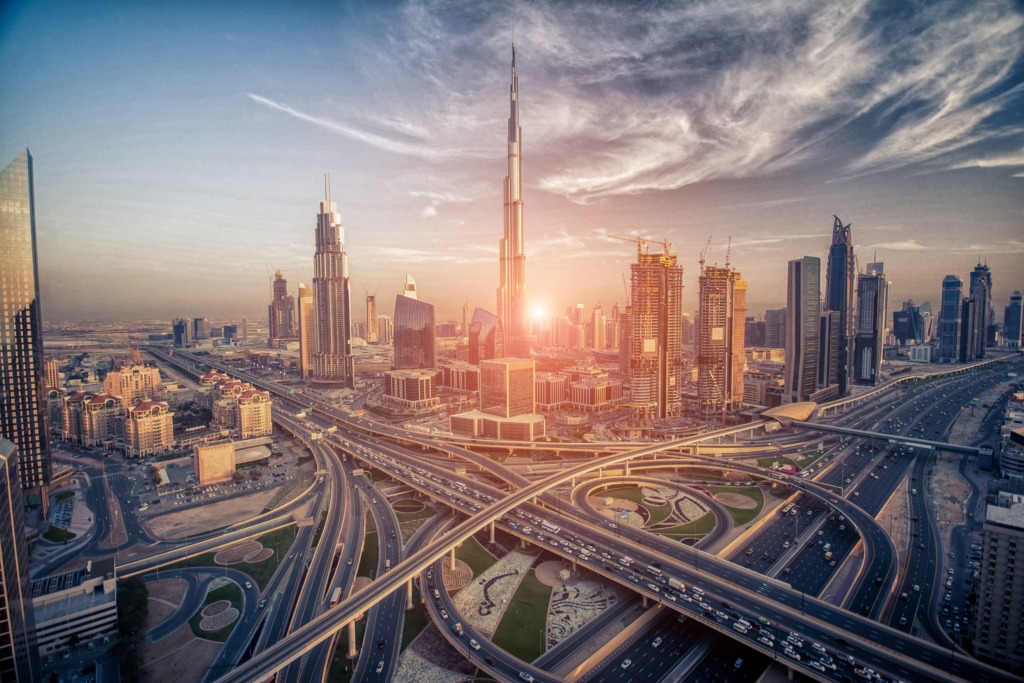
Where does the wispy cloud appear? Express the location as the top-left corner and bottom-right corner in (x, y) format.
(863, 239), (933, 251)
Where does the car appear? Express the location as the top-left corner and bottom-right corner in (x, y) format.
(652, 636), (663, 648)
(244, 581), (252, 589)
(519, 673), (534, 682)
(258, 599), (266, 608)
(484, 656), (496, 666)
(899, 615), (907, 625)
(440, 609), (449, 619)
(469, 638), (481, 650)
(377, 638), (386, 649)
(620, 659), (632, 669)
(375, 661), (385, 674)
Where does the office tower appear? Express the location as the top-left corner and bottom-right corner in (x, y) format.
(192, 317), (210, 340)
(377, 315), (393, 345)
(268, 271), (296, 346)
(745, 317), (765, 347)
(394, 291), (436, 370)
(628, 243), (684, 425)
(696, 264), (747, 415)
(222, 324), (237, 340)
(1005, 291), (1023, 349)
(403, 274), (417, 300)
(592, 304), (606, 350)
(172, 318), (189, 348)
(366, 294), (378, 344)
(785, 256), (820, 403)
(959, 298), (978, 363)
(297, 283), (314, 379)
(480, 358), (535, 417)
(0, 439), (37, 682)
(765, 308), (786, 348)
(469, 308), (504, 364)
(938, 275), (963, 362)
(496, 44), (532, 357)
(312, 183), (354, 388)
(853, 263), (886, 385)
(818, 311), (841, 397)
(241, 316), (248, 341)
(0, 150), (50, 508)
(969, 262), (992, 358)
(824, 215), (855, 396)
(973, 491), (1024, 669)
(462, 302), (469, 339)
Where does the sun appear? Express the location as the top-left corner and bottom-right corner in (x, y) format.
(530, 305), (547, 320)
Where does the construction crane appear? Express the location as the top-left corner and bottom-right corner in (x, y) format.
(725, 236), (732, 270)
(609, 234), (673, 257)
(699, 236), (712, 271)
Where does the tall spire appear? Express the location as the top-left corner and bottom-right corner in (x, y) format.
(497, 39), (531, 356)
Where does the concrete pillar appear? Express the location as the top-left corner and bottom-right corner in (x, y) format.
(347, 620), (357, 658)
(624, 462), (630, 476)
(406, 578), (414, 610)
(489, 521), (495, 544)
(570, 476), (575, 488)
(642, 596), (648, 608)
(786, 666), (796, 680)
(520, 537), (527, 549)
(450, 547), (456, 570)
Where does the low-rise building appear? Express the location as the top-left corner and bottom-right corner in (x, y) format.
(535, 372), (568, 411)
(383, 369), (441, 412)
(194, 440), (235, 486)
(449, 410), (545, 441)
(31, 559), (117, 656)
(568, 377), (623, 412)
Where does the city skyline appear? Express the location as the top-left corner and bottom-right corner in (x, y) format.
(2, 1), (1023, 322)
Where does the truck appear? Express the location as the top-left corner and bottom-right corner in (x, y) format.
(668, 577), (686, 592)
(330, 587), (342, 607)
(296, 412), (307, 419)
(326, 425), (338, 433)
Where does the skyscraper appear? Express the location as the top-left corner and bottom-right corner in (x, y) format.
(938, 275), (963, 363)
(366, 294), (378, 344)
(785, 256), (820, 403)
(853, 263), (887, 385)
(0, 150), (50, 508)
(192, 317), (210, 340)
(628, 243), (683, 425)
(765, 308), (786, 348)
(0, 439), (37, 682)
(592, 304), (606, 351)
(312, 182), (353, 388)
(972, 491), (1024, 669)
(696, 264), (747, 416)
(480, 358), (535, 418)
(297, 283), (314, 379)
(403, 274), (417, 300)
(377, 315), (393, 345)
(969, 262), (992, 358)
(469, 308), (504, 365)
(1005, 291), (1023, 349)
(393, 290), (436, 370)
(496, 44), (531, 357)
(268, 271), (296, 346)
(825, 215), (855, 396)
(172, 317), (190, 348)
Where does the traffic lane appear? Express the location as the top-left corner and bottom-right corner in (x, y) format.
(587, 613), (707, 683)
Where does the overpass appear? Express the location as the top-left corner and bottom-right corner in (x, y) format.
(790, 420), (993, 457)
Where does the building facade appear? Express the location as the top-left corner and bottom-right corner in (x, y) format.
(969, 262), (992, 359)
(62, 392), (124, 448)
(124, 401), (174, 457)
(824, 215), (855, 396)
(469, 307), (504, 365)
(973, 491), (1024, 669)
(365, 294), (378, 344)
(268, 271), (296, 346)
(104, 364), (161, 408)
(194, 441), (236, 486)
(764, 308), (786, 348)
(938, 275), (963, 362)
(853, 264), (887, 385)
(696, 264), (747, 416)
(394, 294), (436, 370)
(297, 283), (314, 379)
(312, 189), (354, 388)
(382, 369), (441, 412)
(0, 439), (37, 682)
(480, 358), (535, 418)
(1005, 291), (1023, 350)
(31, 559), (117, 657)
(785, 256), (820, 403)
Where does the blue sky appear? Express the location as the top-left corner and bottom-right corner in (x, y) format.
(2, 0), (1022, 323)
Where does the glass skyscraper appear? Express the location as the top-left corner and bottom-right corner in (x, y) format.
(824, 216), (855, 396)
(0, 439), (37, 682)
(393, 294), (436, 370)
(469, 307), (504, 365)
(0, 150), (50, 507)
(938, 275), (963, 363)
(785, 256), (820, 403)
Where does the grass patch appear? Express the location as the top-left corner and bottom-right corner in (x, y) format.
(492, 570), (551, 662)
(358, 531), (380, 579)
(188, 581), (243, 642)
(151, 526), (295, 590)
(395, 505), (435, 525)
(56, 490), (76, 502)
(654, 512), (716, 539)
(43, 526), (76, 542)
(707, 486), (764, 526)
(401, 585), (428, 651)
(592, 485), (671, 525)
(757, 456), (800, 469)
(456, 536), (497, 580)
(326, 612), (368, 683)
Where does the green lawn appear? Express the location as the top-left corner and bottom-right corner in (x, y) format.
(188, 581), (243, 642)
(654, 512), (716, 539)
(149, 526), (295, 590)
(491, 571), (551, 662)
(707, 486), (764, 526)
(56, 490), (75, 502)
(596, 485), (674, 525)
(401, 586), (428, 650)
(43, 526), (76, 542)
(358, 531), (380, 578)
(455, 536), (497, 580)
(327, 615), (367, 682)
(756, 456), (800, 469)
(395, 505), (435, 525)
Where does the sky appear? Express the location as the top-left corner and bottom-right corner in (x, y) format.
(2, 0), (1023, 324)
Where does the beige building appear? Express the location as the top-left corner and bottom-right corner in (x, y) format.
(45, 387), (66, 435)
(235, 389), (272, 438)
(45, 358), (61, 389)
(568, 377), (624, 412)
(480, 358), (535, 418)
(125, 401), (174, 457)
(535, 372), (567, 411)
(194, 441), (235, 485)
(383, 369), (440, 411)
(62, 392), (124, 448)
(450, 410), (545, 441)
(298, 283), (314, 379)
(104, 364), (161, 407)
(973, 491), (1024, 669)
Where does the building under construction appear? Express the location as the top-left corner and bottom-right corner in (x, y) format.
(697, 262), (747, 417)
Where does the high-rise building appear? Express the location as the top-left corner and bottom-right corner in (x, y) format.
(45, 359), (60, 389)
(462, 302), (469, 339)
(172, 317), (190, 348)
(938, 275), (963, 362)
(628, 243), (683, 425)
(104, 364), (161, 408)
(366, 294), (378, 344)
(496, 44), (532, 357)
(970, 262), (992, 358)
(377, 315), (393, 345)
(893, 300), (926, 345)
(696, 264), (747, 415)
(853, 263), (887, 385)
(960, 297), (978, 364)
(592, 304), (606, 351)
(818, 310), (841, 397)
(124, 401), (174, 458)
(192, 317), (210, 340)
(785, 256), (820, 403)
(480, 358), (535, 418)
(311, 183), (354, 388)
(268, 271), (296, 346)
(297, 283), (314, 379)
(0, 150), (50, 508)
(469, 308), (504, 365)
(394, 291), (436, 370)
(403, 274), (417, 300)
(1005, 291), (1023, 349)
(0, 438), (37, 682)
(825, 215), (855, 396)
(973, 491), (1024, 669)
(241, 316), (248, 341)
(765, 308), (786, 348)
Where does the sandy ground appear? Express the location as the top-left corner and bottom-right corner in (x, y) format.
(715, 492), (757, 509)
(144, 578), (188, 638)
(139, 623), (221, 683)
(146, 489), (278, 540)
(876, 482), (911, 565)
(441, 558), (473, 592)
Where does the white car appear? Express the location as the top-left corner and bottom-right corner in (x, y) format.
(620, 659), (632, 669)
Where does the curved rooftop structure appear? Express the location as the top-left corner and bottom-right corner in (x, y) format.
(761, 401), (818, 426)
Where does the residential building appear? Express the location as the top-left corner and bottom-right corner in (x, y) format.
(31, 559), (117, 657)
(785, 256), (820, 403)
(853, 263), (887, 385)
(297, 283), (314, 379)
(62, 392), (124, 448)
(0, 150), (51, 509)
(696, 264), (747, 415)
(44, 359), (60, 390)
(394, 293), (436, 369)
(312, 185), (354, 388)
(973, 491), (1024, 669)
(104, 364), (161, 407)
(825, 215), (855, 395)
(0, 438), (37, 681)
(1004, 291), (1022, 350)
(124, 401), (174, 458)
(938, 275), (963, 362)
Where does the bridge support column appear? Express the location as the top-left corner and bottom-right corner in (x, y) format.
(450, 547), (457, 570)
(406, 578), (414, 610)
(642, 596), (648, 608)
(570, 476), (575, 488)
(489, 521), (495, 544)
(520, 537), (527, 549)
(624, 462), (630, 476)
(347, 620), (357, 658)
(786, 666), (796, 680)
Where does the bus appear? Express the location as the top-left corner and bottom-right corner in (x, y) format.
(540, 521), (561, 534)
(330, 587), (342, 607)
